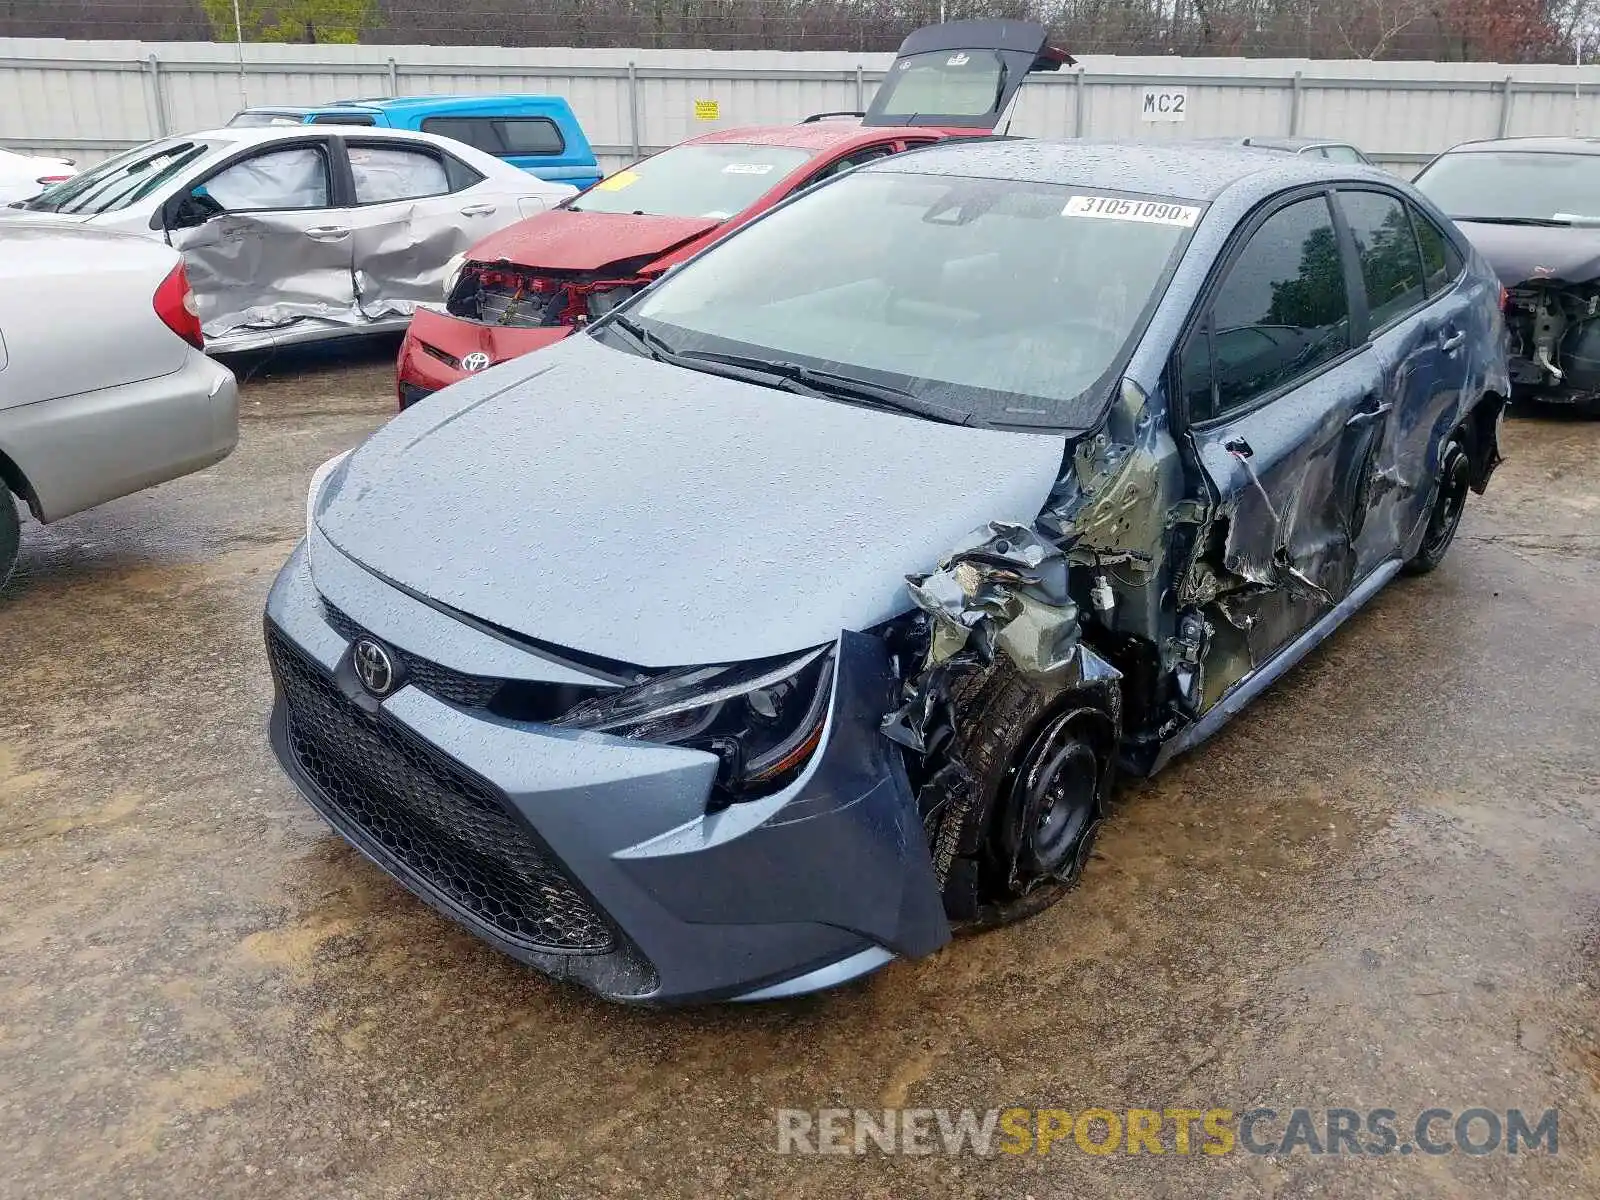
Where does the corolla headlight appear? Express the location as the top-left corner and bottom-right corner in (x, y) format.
(305, 449), (353, 536)
(442, 253), (468, 302)
(554, 645), (835, 802)
(584, 282), (642, 322)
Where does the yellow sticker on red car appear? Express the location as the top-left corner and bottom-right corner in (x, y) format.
(1063, 195), (1201, 226)
(597, 169), (640, 192)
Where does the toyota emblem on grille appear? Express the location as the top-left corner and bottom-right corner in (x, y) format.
(352, 639), (396, 696)
(460, 351), (492, 373)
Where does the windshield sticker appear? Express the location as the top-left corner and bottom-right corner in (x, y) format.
(596, 169), (640, 192)
(1063, 195), (1201, 226)
(721, 162), (776, 175)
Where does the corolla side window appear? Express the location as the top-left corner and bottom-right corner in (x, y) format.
(619, 171), (1197, 429)
(348, 145), (452, 204)
(570, 143), (812, 219)
(1411, 207), (1465, 295)
(1414, 151), (1600, 222)
(25, 139), (214, 215)
(1340, 190), (1427, 329)
(1183, 195), (1350, 421)
(200, 146), (331, 212)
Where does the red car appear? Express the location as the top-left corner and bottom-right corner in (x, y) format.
(396, 20), (1071, 408)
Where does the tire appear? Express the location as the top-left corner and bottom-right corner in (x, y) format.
(0, 490), (18, 593)
(928, 659), (1116, 930)
(1404, 430), (1471, 575)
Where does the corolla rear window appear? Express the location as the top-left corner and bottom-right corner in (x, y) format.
(26, 139), (216, 215)
(570, 143), (812, 219)
(621, 170), (1198, 429)
(1414, 151), (1600, 222)
(874, 49), (1006, 118)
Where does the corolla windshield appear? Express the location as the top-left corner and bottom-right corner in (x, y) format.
(1414, 151), (1600, 223)
(612, 169), (1197, 428)
(570, 142), (812, 219)
(24, 138), (216, 215)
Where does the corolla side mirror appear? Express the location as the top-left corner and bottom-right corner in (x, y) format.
(166, 188), (223, 231)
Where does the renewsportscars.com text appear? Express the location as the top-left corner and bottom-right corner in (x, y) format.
(775, 1106), (1559, 1157)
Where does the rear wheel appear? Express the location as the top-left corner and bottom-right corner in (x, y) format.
(0, 491), (18, 593)
(1404, 431), (1471, 575)
(929, 660), (1116, 930)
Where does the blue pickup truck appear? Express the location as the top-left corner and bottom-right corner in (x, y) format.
(227, 95), (601, 190)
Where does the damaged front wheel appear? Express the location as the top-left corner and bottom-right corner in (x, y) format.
(930, 661), (1116, 930)
(1404, 431), (1471, 575)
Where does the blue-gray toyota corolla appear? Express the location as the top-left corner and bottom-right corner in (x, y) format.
(266, 140), (1509, 1005)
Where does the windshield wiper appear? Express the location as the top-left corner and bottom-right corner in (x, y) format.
(604, 313), (677, 360)
(603, 320), (971, 425)
(679, 350), (971, 425)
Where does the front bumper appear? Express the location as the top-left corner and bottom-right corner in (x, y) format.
(263, 541), (950, 1004)
(396, 307), (574, 408)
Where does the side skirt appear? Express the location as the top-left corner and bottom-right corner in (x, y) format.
(1147, 558), (1404, 775)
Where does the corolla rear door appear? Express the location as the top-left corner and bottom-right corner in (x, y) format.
(336, 136), (530, 321)
(862, 19), (1073, 132)
(1333, 186), (1479, 573)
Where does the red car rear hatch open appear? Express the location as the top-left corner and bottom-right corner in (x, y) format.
(863, 19), (1073, 132)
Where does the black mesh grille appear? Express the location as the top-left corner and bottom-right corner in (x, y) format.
(268, 625), (614, 954)
(324, 604), (502, 709)
(397, 381), (436, 411)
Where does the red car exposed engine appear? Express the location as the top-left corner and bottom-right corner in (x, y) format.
(395, 19), (1072, 409)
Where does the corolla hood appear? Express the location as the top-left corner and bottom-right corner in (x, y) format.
(0, 206), (93, 225)
(316, 336), (1067, 668)
(465, 210), (720, 273)
(1455, 219), (1600, 286)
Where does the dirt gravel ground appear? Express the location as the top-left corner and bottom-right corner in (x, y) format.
(1, 338), (1598, 1199)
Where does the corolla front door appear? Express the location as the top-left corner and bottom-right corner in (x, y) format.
(1175, 189), (1386, 712)
(166, 137), (358, 342)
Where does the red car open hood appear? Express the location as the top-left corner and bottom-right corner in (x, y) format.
(466, 210), (721, 273)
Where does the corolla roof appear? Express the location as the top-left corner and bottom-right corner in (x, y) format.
(1444, 136), (1600, 156)
(682, 123), (889, 152)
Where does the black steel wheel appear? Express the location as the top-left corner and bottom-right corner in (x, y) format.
(928, 660), (1115, 930)
(1405, 432), (1470, 575)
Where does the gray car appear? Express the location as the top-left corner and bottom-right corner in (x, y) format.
(1, 222), (238, 588)
(266, 140), (1508, 1005)
(1192, 135), (1374, 165)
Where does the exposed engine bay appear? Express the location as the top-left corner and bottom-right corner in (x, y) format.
(1506, 282), (1600, 407)
(447, 261), (648, 331)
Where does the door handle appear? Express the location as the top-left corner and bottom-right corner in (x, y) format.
(1439, 328), (1466, 353)
(459, 203), (497, 217)
(1344, 401), (1393, 429)
(1224, 435), (1254, 459)
(304, 226), (351, 240)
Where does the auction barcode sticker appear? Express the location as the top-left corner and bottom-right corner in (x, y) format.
(1063, 195), (1201, 226)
